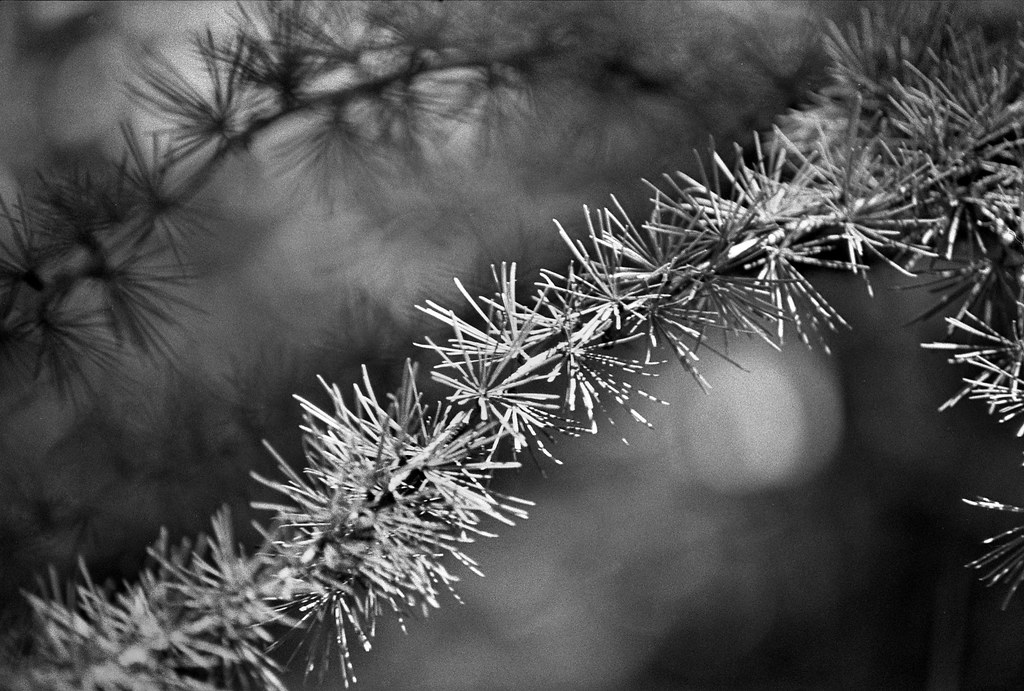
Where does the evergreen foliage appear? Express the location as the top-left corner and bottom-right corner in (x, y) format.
(4, 1), (1024, 688)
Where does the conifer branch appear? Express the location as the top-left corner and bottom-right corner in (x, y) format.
(4, 511), (286, 691)
(9, 1), (1024, 688)
(803, 5), (1024, 606)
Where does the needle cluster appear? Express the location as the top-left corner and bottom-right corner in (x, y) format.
(6, 2), (1024, 689)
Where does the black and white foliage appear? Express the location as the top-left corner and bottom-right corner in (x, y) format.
(5, 1), (1024, 688)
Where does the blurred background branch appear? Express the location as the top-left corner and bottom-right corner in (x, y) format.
(3, 1), (1024, 688)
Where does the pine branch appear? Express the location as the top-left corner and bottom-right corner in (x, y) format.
(3, 0), (719, 397)
(3, 511), (286, 691)
(10, 1), (1024, 688)
(800, 6), (1024, 607)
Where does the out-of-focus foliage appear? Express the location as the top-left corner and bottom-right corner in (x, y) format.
(0, 0), (836, 613)
(7, 1), (1024, 690)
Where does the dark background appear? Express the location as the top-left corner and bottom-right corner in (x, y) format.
(2, 2), (1024, 689)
